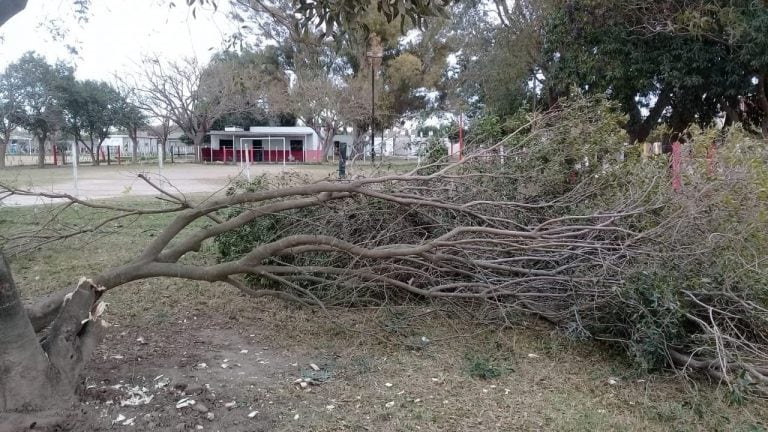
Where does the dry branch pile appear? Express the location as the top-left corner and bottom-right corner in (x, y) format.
(212, 103), (768, 398)
(1, 100), (767, 413)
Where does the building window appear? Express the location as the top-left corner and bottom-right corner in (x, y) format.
(290, 139), (303, 151)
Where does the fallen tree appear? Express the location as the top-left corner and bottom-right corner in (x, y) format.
(1, 100), (766, 426)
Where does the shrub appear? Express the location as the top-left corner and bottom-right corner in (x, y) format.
(214, 99), (768, 396)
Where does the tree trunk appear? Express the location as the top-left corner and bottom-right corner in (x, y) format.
(351, 131), (365, 159)
(320, 126), (335, 160)
(193, 132), (205, 163)
(85, 146), (97, 165)
(0, 134), (8, 169)
(37, 137), (46, 168)
(95, 141), (105, 166)
(0, 255), (105, 418)
(131, 136), (139, 163)
(625, 89), (670, 145)
(758, 72), (768, 141)
(87, 137), (99, 166)
(0, 255), (53, 413)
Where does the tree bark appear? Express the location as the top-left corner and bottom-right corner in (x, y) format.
(35, 133), (47, 168)
(626, 89), (671, 144)
(0, 254), (53, 412)
(0, 131), (9, 168)
(757, 71), (768, 140)
(161, 139), (168, 162)
(193, 131), (206, 163)
(95, 139), (107, 166)
(86, 137), (99, 166)
(0, 254), (106, 415)
(128, 125), (139, 163)
(37, 139), (44, 168)
(131, 137), (139, 163)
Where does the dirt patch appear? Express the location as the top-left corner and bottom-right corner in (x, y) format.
(70, 320), (300, 432)
(6, 297), (768, 432)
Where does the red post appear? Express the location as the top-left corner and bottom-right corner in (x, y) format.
(53, 144), (58, 166)
(671, 141), (682, 193)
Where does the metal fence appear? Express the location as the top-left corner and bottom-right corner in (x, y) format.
(3, 145), (198, 166)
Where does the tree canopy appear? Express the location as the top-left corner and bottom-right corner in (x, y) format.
(3, 52), (72, 167)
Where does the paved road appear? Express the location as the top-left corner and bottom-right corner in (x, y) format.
(0, 163), (337, 206)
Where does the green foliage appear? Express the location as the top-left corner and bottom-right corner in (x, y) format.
(464, 352), (509, 380)
(214, 176), (319, 290)
(0, 65), (26, 144)
(5, 52), (73, 143)
(290, 0), (451, 38)
(489, 96), (628, 201)
(60, 79), (125, 162)
(445, 0), (768, 142)
(542, 0), (768, 140)
(620, 271), (688, 371)
(114, 98), (148, 137)
(465, 115), (505, 148)
(416, 137), (449, 175)
(581, 127), (768, 377)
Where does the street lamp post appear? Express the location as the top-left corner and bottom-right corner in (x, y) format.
(366, 38), (383, 165)
(370, 62), (375, 164)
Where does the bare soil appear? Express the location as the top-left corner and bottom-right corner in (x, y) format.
(5, 284), (767, 432)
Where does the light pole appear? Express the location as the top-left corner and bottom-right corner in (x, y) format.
(366, 36), (383, 165)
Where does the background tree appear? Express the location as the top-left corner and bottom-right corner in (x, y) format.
(207, 48), (292, 129)
(114, 84), (149, 163)
(6, 52), (71, 168)
(133, 56), (247, 162)
(229, 0), (451, 159)
(0, 64), (25, 168)
(539, 0), (746, 144)
(146, 116), (174, 162)
(612, 0), (768, 139)
(0, 0), (450, 34)
(60, 79), (123, 165)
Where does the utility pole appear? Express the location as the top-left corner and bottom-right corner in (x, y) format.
(371, 64), (375, 164)
(366, 34), (383, 165)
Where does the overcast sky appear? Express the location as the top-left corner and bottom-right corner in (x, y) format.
(0, 0), (240, 81)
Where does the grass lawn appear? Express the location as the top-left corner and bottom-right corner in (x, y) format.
(1, 188), (767, 431)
